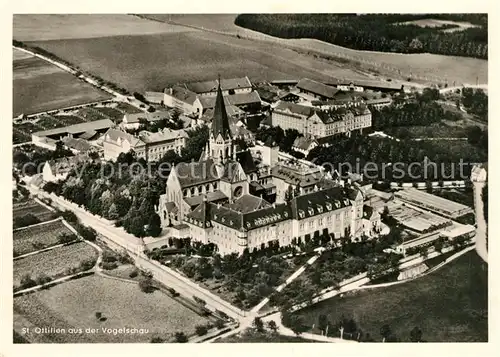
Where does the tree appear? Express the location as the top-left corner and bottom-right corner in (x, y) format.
(20, 274), (37, 289)
(138, 277), (155, 293)
(434, 238), (444, 253)
(253, 317), (265, 332)
(13, 213), (41, 229)
(410, 326), (423, 342)
(215, 319), (226, 329)
(195, 324), (208, 336)
(284, 185), (294, 203)
(267, 320), (278, 333)
(174, 331), (188, 343)
(318, 314), (329, 333)
(380, 324), (392, 342)
(57, 233), (76, 244)
(146, 213), (162, 237)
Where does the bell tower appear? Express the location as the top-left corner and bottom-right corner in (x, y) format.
(207, 76), (234, 165)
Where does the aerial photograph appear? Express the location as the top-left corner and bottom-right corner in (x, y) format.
(12, 13), (487, 343)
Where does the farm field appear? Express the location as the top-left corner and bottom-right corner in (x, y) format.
(396, 19), (480, 32)
(13, 242), (98, 287)
(13, 14), (196, 41)
(26, 31), (371, 93)
(142, 14), (487, 85)
(294, 252), (487, 342)
(13, 219), (74, 256)
(13, 53), (111, 117)
(13, 199), (54, 222)
(13, 275), (210, 342)
(94, 106), (125, 121)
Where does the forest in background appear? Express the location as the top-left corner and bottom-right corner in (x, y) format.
(235, 14), (487, 59)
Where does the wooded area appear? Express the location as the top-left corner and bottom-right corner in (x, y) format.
(235, 14), (488, 59)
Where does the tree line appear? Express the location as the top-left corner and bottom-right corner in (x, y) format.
(235, 14), (487, 59)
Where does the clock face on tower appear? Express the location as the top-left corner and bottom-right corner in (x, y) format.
(233, 186), (243, 198)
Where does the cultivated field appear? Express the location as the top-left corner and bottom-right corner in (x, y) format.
(13, 199), (54, 222)
(13, 275), (209, 343)
(13, 219), (73, 256)
(294, 252), (487, 342)
(142, 14), (487, 85)
(27, 31), (370, 93)
(13, 242), (98, 287)
(13, 14), (196, 41)
(13, 55), (111, 117)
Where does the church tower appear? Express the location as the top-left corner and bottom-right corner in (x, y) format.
(206, 78), (234, 165)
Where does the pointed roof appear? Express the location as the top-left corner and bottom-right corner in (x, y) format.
(211, 80), (232, 140)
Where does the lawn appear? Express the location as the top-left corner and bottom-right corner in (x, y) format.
(217, 329), (315, 343)
(13, 219), (73, 256)
(141, 14), (487, 86)
(26, 31), (371, 93)
(53, 115), (86, 126)
(13, 14), (195, 41)
(294, 251), (487, 342)
(13, 56), (111, 117)
(13, 242), (98, 287)
(13, 274), (210, 343)
(13, 199), (54, 222)
(94, 106), (125, 121)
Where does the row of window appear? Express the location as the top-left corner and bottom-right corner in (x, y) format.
(183, 182), (218, 197)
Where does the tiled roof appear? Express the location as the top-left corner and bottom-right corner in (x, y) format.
(211, 83), (232, 140)
(297, 78), (339, 99)
(175, 159), (219, 188)
(33, 119), (114, 138)
(337, 79), (403, 91)
(166, 86), (198, 105)
(47, 154), (87, 173)
(138, 128), (188, 144)
(271, 165), (322, 188)
(274, 101), (315, 117)
(290, 187), (351, 220)
(186, 77), (252, 94)
(184, 190), (228, 207)
(226, 194), (272, 213)
(292, 136), (318, 151)
(165, 201), (178, 213)
(103, 129), (145, 148)
(124, 111), (170, 124)
(235, 150), (258, 174)
(366, 98), (392, 105)
(61, 137), (93, 152)
(199, 91), (261, 110)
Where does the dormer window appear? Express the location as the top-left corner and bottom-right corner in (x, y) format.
(317, 205), (323, 214)
(221, 217), (225, 223)
(326, 203), (332, 211)
(298, 210), (305, 219)
(284, 211), (288, 217)
(206, 222), (211, 227)
(308, 208), (314, 216)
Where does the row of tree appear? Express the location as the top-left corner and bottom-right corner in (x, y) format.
(235, 14), (488, 59)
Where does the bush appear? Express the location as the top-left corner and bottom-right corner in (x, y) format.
(138, 277), (155, 293)
(58, 233), (77, 244)
(101, 261), (118, 270)
(14, 213), (41, 229)
(20, 274), (37, 289)
(102, 250), (118, 263)
(174, 331), (188, 343)
(95, 312), (102, 319)
(60, 210), (78, 223)
(150, 337), (164, 343)
(35, 273), (52, 285)
(195, 325), (208, 336)
(79, 258), (97, 271)
(215, 319), (225, 329)
(129, 269), (139, 278)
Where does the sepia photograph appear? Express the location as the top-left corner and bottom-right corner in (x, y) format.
(10, 10), (488, 345)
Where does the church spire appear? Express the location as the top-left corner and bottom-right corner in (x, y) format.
(211, 76), (232, 141)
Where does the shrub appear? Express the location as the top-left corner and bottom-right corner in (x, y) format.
(14, 213), (41, 229)
(79, 258), (97, 271)
(129, 269), (139, 278)
(150, 337), (164, 343)
(35, 273), (52, 285)
(215, 319), (225, 329)
(95, 312), (102, 319)
(195, 325), (208, 336)
(167, 287), (179, 297)
(20, 274), (37, 289)
(60, 210), (78, 223)
(58, 233), (77, 244)
(138, 277), (155, 293)
(174, 331), (188, 342)
(102, 250), (118, 263)
(101, 261), (118, 270)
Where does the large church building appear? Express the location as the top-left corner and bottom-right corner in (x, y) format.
(158, 81), (376, 255)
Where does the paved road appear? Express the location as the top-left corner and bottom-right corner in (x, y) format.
(439, 84), (488, 94)
(473, 180), (488, 263)
(29, 187), (247, 321)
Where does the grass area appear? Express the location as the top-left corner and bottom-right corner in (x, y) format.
(13, 242), (98, 287)
(100, 264), (141, 282)
(13, 219), (73, 256)
(13, 14), (194, 41)
(142, 14), (487, 86)
(13, 56), (111, 117)
(294, 251), (487, 342)
(218, 329), (315, 343)
(35, 115), (64, 130)
(27, 31), (370, 93)
(13, 274), (210, 342)
(13, 200), (54, 222)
